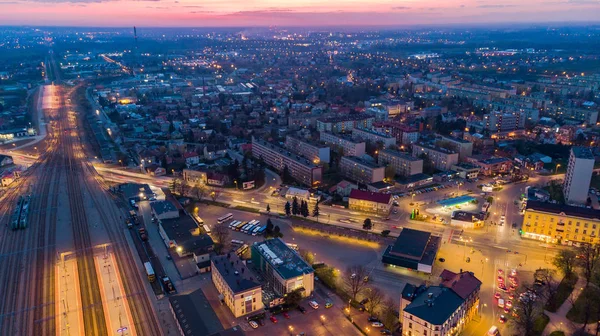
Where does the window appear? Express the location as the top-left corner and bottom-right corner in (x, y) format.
(423, 331), (427, 336)
(584, 230), (587, 235)
(577, 222), (581, 227)
(409, 323), (412, 329)
(585, 223), (589, 228)
(550, 218), (554, 222)
(576, 229), (579, 233)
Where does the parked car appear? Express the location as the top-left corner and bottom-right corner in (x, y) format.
(248, 321), (259, 329)
(325, 300), (333, 308)
(309, 300), (319, 309)
(368, 316), (380, 323)
(297, 306), (306, 314)
(270, 316), (278, 323)
(371, 322), (384, 328)
(283, 312), (290, 319)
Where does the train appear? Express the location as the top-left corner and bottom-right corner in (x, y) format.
(10, 194), (31, 230)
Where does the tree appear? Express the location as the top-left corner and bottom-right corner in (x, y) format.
(292, 197), (299, 216)
(273, 225), (281, 237)
(300, 200), (309, 217)
(266, 218), (274, 234)
(312, 200), (320, 219)
(171, 178), (181, 194)
(209, 188), (222, 202)
(578, 244), (600, 285)
(193, 182), (208, 202)
(419, 153), (436, 175)
(284, 201), (291, 216)
(344, 265), (369, 302)
(510, 285), (544, 336)
(381, 230), (390, 237)
(553, 250), (577, 277)
(380, 298), (399, 330)
(363, 218), (373, 230)
(284, 288), (304, 308)
(314, 266), (338, 290)
(212, 222), (230, 254)
(534, 269), (561, 311)
(364, 287), (385, 315)
(266, 204), (271, 213)
(281, 165), (292, 183)
(299, 249), (314, 264)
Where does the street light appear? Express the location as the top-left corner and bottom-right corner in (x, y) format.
(555, 164), (561, 174)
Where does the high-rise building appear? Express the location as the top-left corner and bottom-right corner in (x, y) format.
(412, 143), (459, 171)
(482, 111), (525, 132)
(563, 147), (594, 205)
(339, 156), (385, 185)
(319, 131), (366, 157)
(284, 135), (330, 164)
(378, 149), (423, 177)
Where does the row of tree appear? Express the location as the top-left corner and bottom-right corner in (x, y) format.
(283, 197), (321, 219)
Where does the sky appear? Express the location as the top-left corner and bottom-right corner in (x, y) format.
(0, 0), (599, 27)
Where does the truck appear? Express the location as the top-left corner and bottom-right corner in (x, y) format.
(161, 276), (176, 294)
(138, 227), (148, 241)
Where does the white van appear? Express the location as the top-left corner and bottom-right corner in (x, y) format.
(487, 326), (499, 336)
(498, 299), (505, 308)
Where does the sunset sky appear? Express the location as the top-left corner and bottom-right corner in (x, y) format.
(0, 0), (599, 27)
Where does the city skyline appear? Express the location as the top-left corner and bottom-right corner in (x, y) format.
(0, 0), (600, 27)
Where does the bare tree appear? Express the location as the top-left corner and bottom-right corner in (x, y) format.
(343, 265), (369, 302)
(364, 287), (385, 315)
(534, 269), (560, 311)
(299, 249), (314, 265)
(193, 182), (208, 202)
(510, 284), (544, 336)
(578, 244), (600, 285)
(553, 249), (577, 277)
(211, 221), (230, 254)
(209, 188), (222, 202)
(171, 178), (181, 195)
(380, 298), (400, 331)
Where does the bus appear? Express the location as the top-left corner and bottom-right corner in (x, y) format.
(236, 244), (249, 256)
(241, 224), (252, 233)
(244, 224), (257, 234)
(203, 224), (211, 234)
(231, 239), (244, 247)
(235, 221), (247, 231)
(256, 226), (267, 235)
(251, 226), (262, 236)
(144, 262), (156, 282)
(217, 213), (234, 224)
(229, 220), (240, 230)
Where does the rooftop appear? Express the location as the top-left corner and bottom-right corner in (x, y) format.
(252, 238), (314, 280)
(169, 288), (234, 336)
(353, 127), (394, 139)
(380, 149), (421, 161)
(526, 200), (600, 221)
(317, 114), (374, 123)
(118, 182), (154, 200)
(349, 189), (392, 204)
(403, 286), (464, 325)
(390, 228), (431, 260)
(341, 156), (382, 169)
(451, 211), (485, 222)
(439, 269), (482, 300)
(413, 142), (457, 155)
(441, 135), (472, 144)
(572, 146), (594, 160)
(479, 157), (511, 165)
(437, 195), (475, 207)
(160, 214), (199, 243)
(151, 200), (179, 216)
(252, 137), (319, 168)
(212, 253), (261, 294)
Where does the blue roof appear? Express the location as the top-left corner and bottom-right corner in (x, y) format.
(437, 195), (475, 207)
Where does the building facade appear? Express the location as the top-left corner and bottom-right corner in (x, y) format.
(319, 131), (366, 157)
(285, 135), (331, 164)
(522, 200), (600, 245)
(412, 143), (459, 171)
(351, 127), (397, 148)
(211, 254), (263, 318)
(437, 136), (473, 161)
(348, 189), (393, 215)
(483, 111), (525, 132)
(378, 149), (423, 177)
(339, 156), (385, 185)
(563, 147), (594, 205)
(316, 115), (374, 133)
(252, 137), (323, 187)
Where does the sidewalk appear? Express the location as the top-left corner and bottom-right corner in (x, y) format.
(543, 276), (593, 335)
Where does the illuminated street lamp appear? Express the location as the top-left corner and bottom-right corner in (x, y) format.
(555, 164), (561, 174)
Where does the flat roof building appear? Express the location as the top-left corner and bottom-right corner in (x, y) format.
(378, 149), (423, 177)
(339, 156), (385, 185)
(251, 137), (323, 187)
(251, 238), (314, 297)
(351, 127), (397, 148)
(319, 131), (366, 157)
(564, 147), (594, 205)
(211, 253), (263, 318)
(285, 135), (330, 164)
(348, 189), (393, 216)
(437, 135), (473, 161)
(412, 143), (459, 171)
(381, 228), (441, 274)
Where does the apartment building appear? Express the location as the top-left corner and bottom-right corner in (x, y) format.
(437, 135), (473, 160)
(251, 238), (314, 297)
(563, 147), (594, 205)
(316, 115), (374, 133)
(285, 135), (330, 164)
(352, 127), (397, 148)
(373, 122), (420, 145)
(482, 111), (526, 132)
(545, 106), (599, 125)
(339, 156), (385, 185)
(251, 137), (323, 187)
(319, 131), (366, 157)
(378, 149), (423, 177)
(412, 143), (459, 171)
(348, 189), (393, 215)
(470, 157), (513, 176)
(211, 253), (263, 318)
(522, 200), (600, 245)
